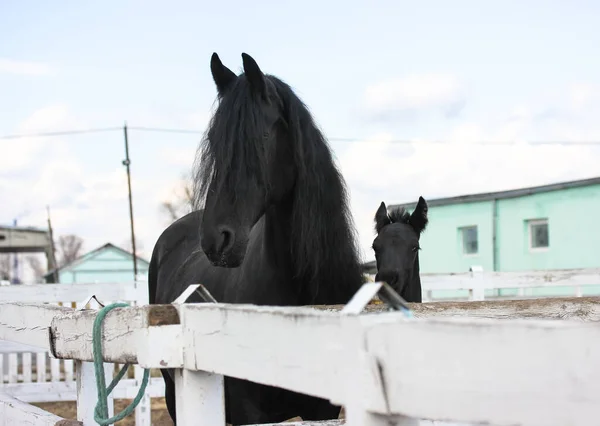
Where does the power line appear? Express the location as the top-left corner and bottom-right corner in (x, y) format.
(0, 127), (122, 140)
(127, 126), (203, 135)
(1, 125), (600, 146)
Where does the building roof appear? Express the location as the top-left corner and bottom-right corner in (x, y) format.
(43, 242), (150, 279)
(0, 224), (49, 234)
(390, 176), (600, 210)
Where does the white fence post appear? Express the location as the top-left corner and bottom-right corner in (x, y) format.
(134, 364), (151, 426)
(76, 360), (115, 425)
(76, 361), (97, 424)
(469, 265), (485, 301)
(174, 368), (225, 425)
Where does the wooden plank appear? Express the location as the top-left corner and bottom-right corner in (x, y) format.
(1, 378), (165, 403)
(257, 421), (472, 426)
(313, 296), (600, 321)
(175, 368), (225, 426)
(76, 360), (113, 424)
(40, 299), (600, 425)
(0, 392), (80, 425)
(363, 315), (600, 426)
(0, 303), (71, 349)
(177, 304), (350, 404)
(49, 304), (179, 363)
(0, 281), (147, 304)
(419, 267), (600, 290)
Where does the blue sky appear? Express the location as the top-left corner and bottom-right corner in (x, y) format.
(2, 0), (600, 280)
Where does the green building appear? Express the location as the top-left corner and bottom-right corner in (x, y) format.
(43, 242), (149, 284)
(387, 176), (600, 274)
(366, 176), (600, 299)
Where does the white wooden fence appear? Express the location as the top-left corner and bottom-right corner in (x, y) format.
(369, 266), (600, 301)
(1, 286), (600, 425)
(1, 267), (599, 425)
(0, 280), (164, 426)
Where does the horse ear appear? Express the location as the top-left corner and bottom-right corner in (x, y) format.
(409, 196), (428, 234)
(374, 201), (391, 233)
(241, 53), (267, 98)
(210, 52), (237, 96)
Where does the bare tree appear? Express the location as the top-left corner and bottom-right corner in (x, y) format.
(56, 234), (84, 267)
(0, 254), (10, 281)
(160, 172), (195, 223)
(26, 255), (46, 282)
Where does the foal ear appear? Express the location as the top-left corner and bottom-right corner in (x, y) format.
(409, 196), (428, 234)
(210, 52), (237, 97)
(374, 201), (391, 233)
(241, 52), (267, 98)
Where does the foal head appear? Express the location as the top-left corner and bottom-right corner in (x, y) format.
(371, 197), (428, 298)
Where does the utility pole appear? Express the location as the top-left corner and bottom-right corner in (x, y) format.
(122, 122), (138, 280)
(12, 219), (20, 284)
(46, 206), (59, 283)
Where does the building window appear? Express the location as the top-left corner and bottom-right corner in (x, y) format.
(528, 219), (549, 250)
(459, 226), (478, 255)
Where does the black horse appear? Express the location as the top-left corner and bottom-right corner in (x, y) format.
(371, 197), (429, 303)
(148, 53), (365, 425)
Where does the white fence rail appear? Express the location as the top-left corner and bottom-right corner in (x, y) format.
(1, 290), (600, 425)
(0, 280), (160, 426)
(1, 268), (600, 425)
(365, 266), (600, 301)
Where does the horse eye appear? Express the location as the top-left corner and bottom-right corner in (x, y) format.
(263, 131), (270, 139)
(412, 246), (420, 252)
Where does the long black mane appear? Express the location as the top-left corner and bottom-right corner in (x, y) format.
(192, 74), (362, 302)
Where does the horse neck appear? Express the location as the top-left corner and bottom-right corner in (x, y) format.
(262, 198), (295, 274)
(402, 254), (423, 303)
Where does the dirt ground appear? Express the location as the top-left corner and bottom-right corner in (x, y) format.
(34, 399), (345, 425)
(34, 398), (174, 426)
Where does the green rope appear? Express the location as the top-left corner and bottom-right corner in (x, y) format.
(92, 302), (150, 425)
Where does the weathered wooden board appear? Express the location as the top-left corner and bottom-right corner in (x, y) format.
(49, 304), (179, 363)
(5, 296), (600, 425)
(0, 392), (81, 425)
(177, 304), (352, 406)
(258, 420), (468, 426)
(1, 378), (166, 403)
(364, 316), (600, 426)
(47, 297), (600, 367)
(315, 296), (600, 321)
(0, 281), (147, 304)
(0, 303), (71, 349)
(419, 267), (600, 290)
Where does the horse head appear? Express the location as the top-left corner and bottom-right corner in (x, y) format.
(371, 197), (428, 301)
(197, 53), (295, 267)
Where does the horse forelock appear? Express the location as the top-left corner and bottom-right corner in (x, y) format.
(387, 207), (411, 225)
(192, 76), (271, 209)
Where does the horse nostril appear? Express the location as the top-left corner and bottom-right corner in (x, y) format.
(216, 225), (235, 255)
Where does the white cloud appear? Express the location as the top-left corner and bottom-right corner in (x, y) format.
(340, 88), (600, 262)
(0, 104), (73, 173)
(569, 83), (600, 109)
(0, 58), (54, 76)
(184, 106), (215, 129)
(158, 145), (197, 169)
(363, 73), (466, 118)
